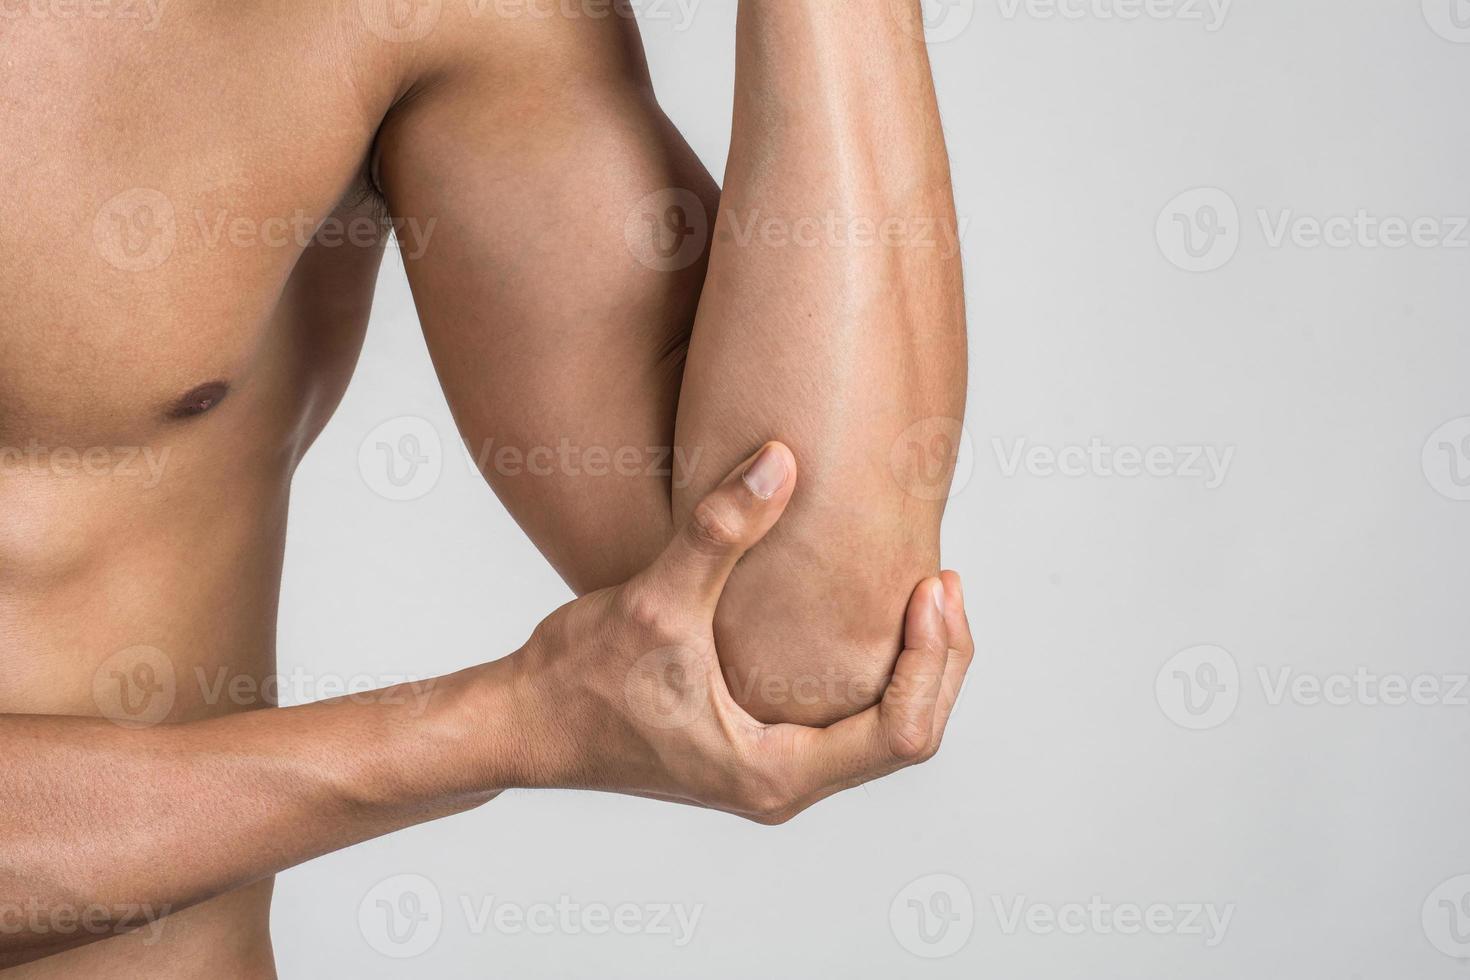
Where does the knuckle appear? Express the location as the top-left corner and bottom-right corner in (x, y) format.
(688, 498), (741, 552)
(615, 584), (667, 633)
(734, 768), (797, 826)
(888, 721), (933, 762)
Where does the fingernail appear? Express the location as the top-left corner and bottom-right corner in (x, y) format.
(932, 579), (946, 616)
(742, 444), (787, 500)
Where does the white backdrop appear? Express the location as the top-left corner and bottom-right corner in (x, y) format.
(272, 1), (1470, 976)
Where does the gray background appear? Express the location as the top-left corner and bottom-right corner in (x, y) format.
(270, 1), (1470, 976)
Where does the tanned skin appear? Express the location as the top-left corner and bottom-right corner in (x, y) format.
(0, 0), (968, 974)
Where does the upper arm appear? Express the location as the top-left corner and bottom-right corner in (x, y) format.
(374, 9), (718, 592)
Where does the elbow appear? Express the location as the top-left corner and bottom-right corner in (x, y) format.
(713, 513), (940, 727)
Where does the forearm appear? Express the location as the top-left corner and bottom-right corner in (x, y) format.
(0, 668), (504, 967)
(673, 0), (967, 724)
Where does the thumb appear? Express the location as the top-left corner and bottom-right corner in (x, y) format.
(643, 441), (797, 615)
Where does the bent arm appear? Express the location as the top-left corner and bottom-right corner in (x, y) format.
(674, 0), (967, 723)
(0, 675), (500, 967)
(385, 2), (965, 726)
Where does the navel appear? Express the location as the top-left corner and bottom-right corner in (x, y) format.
(167, 380), (231, 421)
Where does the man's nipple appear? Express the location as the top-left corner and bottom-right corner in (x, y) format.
(167, 381), (231, 420)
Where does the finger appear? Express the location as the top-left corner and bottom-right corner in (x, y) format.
(640, 442), (796, 614)
(932, 570), (974, 738)
(880, 576), (950, 759)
